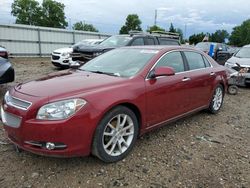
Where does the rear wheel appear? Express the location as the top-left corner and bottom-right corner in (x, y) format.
(208, 85), (224, 114)
(92, 106), (138, 163)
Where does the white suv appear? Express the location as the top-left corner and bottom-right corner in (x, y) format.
(51, 39), (103, 68)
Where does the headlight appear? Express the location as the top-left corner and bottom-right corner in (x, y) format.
(93, 52), (103, 57)
(37, 99), (87, 120)
(225, 61), (235, 68)
(62, 52), (70, 57)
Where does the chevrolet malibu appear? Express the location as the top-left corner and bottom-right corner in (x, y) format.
(1, 46), (227, 162)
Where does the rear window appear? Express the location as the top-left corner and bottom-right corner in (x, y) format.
(184, 51), (206, 70)
(195, 42), (213, 52)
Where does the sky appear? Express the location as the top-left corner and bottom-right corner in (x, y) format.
(0, 0), (250, 38)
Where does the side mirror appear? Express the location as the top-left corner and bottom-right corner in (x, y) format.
(149, 66), (175, 79)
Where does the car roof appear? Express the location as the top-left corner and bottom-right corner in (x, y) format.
(121, 45), (197, 52)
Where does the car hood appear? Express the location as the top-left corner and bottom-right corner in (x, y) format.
(14, 69), (126, 98)
(227, 56), (250, 66)
(73, 45), (115, 53)
(53, 47), (73, 54)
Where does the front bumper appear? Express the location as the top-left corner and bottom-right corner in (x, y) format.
(1, 94), (98, 157)
(51, 54), (70, 67)
(225, 63), (250, 86)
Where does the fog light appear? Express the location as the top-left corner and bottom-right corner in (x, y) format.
(46, 142), (55, 150)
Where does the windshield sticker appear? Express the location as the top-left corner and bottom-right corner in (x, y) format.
(140, 50), (159, 54)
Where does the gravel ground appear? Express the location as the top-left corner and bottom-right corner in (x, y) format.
(0, 57), (249, 188)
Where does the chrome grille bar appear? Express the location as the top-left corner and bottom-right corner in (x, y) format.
(4, 91), (32, 110)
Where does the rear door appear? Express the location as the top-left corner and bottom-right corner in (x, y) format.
(182, 51), (216, 109)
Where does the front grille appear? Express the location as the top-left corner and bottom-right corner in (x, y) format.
(52, 55), (60, 60)
(4, 91), (32, 110)
(53, 52), (60, 55)
(71, 52), (93, 61)
(1, 107), (22, 128)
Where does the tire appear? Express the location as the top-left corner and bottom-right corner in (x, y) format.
(208, 84), (224, 114)
(92, 106), (138, 163)
(228, 85), (238, 95)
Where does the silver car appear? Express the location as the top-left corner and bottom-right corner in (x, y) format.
(225, 45), (250, 86)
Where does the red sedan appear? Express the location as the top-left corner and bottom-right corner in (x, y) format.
(1, 46), (227, 162)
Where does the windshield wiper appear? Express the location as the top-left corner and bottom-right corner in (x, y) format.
(89, 70), (119, 77)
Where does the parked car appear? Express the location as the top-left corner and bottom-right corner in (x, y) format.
(225, 44), (250, 86)
(0, 46), (8, 59)
(195, 42), (231, 65)
(0, 57), (14, 84)
(51, 39), (104, 68)
(1, 46), (227, 162)
(71, 31), (180, 64)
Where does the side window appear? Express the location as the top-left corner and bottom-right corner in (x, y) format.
(155, 51), (185, 73)
(184, 51), (206, 70)
(202, 56), (211, 67)
(131, 38), (144, 46)
(145, 37), (155, 45)
(159, 38), (179, 46)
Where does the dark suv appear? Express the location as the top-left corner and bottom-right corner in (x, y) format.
(195, 42), (233, 65)
(71, 31), (180, 63)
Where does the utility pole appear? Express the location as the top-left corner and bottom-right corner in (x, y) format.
(154, 9), (157, 26)
(184, 24), (187, 40)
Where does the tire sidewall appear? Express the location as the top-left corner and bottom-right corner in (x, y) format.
(92, 106), (139, 163)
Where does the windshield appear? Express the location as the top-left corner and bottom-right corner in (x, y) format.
(99, 36), (132, 47)
(235, 47), (250, 58)
(80, 48), (158, 77)
(72, 40), (95, 48)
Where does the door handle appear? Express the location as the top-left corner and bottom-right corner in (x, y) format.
(182, 77), (191, 82)
(210, 72), (215, 76)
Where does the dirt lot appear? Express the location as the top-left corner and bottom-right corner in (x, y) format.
(0, 58), (249, 188)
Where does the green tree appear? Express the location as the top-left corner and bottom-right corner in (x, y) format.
(11, 0), (42, 25)
(229, 19), (250, 46)
(73, 21), (98, 32)
(210, 30), (229, 43)
(189, 32), (206, 45)
(147, 25), (165, 32)
(119, 14), (142, 34)
(11, 0), (68, 28)
(169, 23), (176, 33)
(41, 0), (68, 28)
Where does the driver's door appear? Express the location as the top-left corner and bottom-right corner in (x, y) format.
(145, 51), (192, 127)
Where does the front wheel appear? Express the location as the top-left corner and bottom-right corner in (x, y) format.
(208, 85), (224, 114)
(92, 106), (138, 163)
